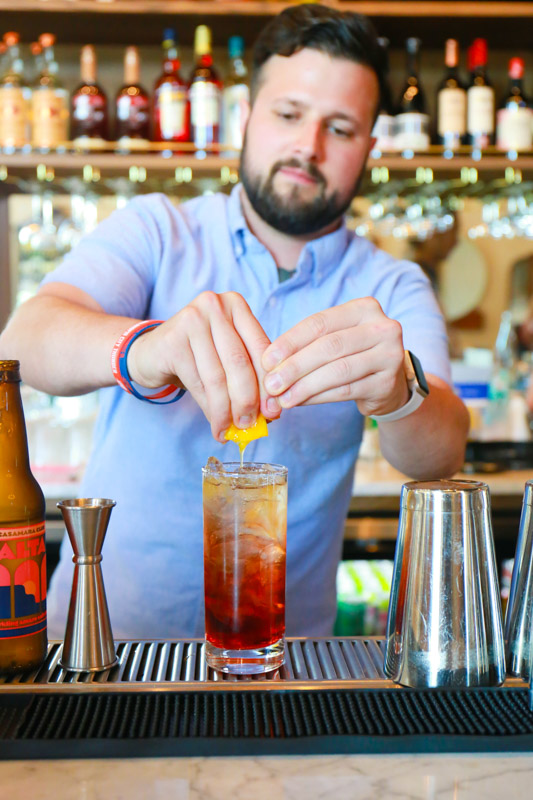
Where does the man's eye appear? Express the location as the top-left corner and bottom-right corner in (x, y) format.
(329, 125), (353, 138)
(276, 111), (297, 121)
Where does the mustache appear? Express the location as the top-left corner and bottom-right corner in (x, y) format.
(269, 158), (326, 187)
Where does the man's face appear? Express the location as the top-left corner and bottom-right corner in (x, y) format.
(240, 47), (379, 237)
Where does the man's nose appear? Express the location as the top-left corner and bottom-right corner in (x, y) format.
(292, 121), (324, 162)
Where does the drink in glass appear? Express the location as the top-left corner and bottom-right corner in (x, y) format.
(203, 459), (287, 674)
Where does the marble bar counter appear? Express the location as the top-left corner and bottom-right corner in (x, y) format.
(3, 753), (533, 799)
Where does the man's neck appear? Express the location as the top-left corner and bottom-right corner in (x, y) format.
(239, 187), (341, 271)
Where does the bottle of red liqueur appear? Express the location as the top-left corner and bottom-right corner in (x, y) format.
(71, 45), (108, 144)
(153, 29), (189, 147)
(115, 46), (150, 144)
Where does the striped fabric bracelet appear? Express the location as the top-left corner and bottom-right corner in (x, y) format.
(110, 320), (186, 405)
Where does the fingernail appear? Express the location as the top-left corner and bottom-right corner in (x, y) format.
(265, 373), (282, 392)
(238, 415), (253, 428)
(279, 390), (292, 408)
(266, 397), (280, 414)
(263, 349), (282, 371)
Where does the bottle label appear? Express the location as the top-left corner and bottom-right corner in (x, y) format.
(0, 87), (29, 147)
(394, 112), (430, 151)
(222, 83), (249, 148)
(497, 107), (533, 151)
(0, 521), (47, 639)
(190, 81), (220, 128)
(371, 113), (396, 151)
(72, 93), (106, 122)
(467, 85), (495, 135)
(157, 86), (188, 139)
(32, 89), (69, 147)
(438, 87), (466, 136)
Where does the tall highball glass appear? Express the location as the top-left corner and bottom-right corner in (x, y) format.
(203, 460), (288, 674)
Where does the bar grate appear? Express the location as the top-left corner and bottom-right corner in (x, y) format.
(0, 638), (393, 693)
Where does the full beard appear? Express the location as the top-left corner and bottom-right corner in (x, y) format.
(240, 137), (363, 237)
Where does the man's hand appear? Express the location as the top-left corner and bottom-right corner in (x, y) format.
(261, 297), (410, 416)
(127, 291), (281, 441)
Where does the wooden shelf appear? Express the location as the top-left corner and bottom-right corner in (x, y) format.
(5, 0), (532, 47)
(0, 149), (531, 187)
(4, 1), (533, 17)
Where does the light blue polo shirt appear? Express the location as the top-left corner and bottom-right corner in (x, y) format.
(42, 185), (451, 640)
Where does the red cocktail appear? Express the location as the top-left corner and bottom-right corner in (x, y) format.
(203, 459), (287, 674)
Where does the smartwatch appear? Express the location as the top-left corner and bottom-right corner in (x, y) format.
(370, 350), (429, 423)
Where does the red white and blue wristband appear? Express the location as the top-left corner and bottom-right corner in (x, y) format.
(111, 320), (185, 404)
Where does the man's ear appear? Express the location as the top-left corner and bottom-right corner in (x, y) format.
(240, 96), (251, 139)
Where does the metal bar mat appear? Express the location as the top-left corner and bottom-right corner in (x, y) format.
(0, 638), (392, 693)
(2, 687), (533, 759)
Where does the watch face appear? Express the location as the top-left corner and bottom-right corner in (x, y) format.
(408, 351), (430, 396)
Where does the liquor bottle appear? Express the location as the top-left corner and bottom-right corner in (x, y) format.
(29, 42), (43, 85)
(371, 37), (396, 152)
(115, 46), (150, 142)
(0, 360), (47, 675)
(466, 38), (495, 149)
(32, 33), (69, 150)
(0, 32), (31, 149)
(394, 38), (430, 151)
(189, 25), (222, 154)
(496, 58), (532, 152)
(152, 29), (189, 145)
(436, 39), (466, 149)
(221, 36), (249, 154)
(71, 44), (108, 143)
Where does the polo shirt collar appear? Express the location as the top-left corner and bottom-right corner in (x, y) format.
(227, 183), (351, 284)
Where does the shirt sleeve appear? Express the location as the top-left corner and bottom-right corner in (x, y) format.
(40, 194), (166, 319)
(380, 257), (452, 386)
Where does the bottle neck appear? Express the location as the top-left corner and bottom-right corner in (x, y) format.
(0, 377), (30, 470)
(80, 46), (97, 84)
(508, 77), (524, 93)
(124, 48), (140, 86)
(196, 52), (213, 68)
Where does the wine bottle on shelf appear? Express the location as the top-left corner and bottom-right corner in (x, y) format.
(0, 32), (30, 149)
(496, 58), (532, 152)
(29, 42), (43, 85)
(189, 25), (222, 156)
(32, 33), (69, 150)
(153, 29), (189, 146)
(466, 38), (495, 150)
(371, 37), (396, 152)
(394, 37), (430, 152)
(436, 39), (466, 149)
(71, 45), (108, 144)
(221, 36), (249, 155)
(115, 46), (150, 144)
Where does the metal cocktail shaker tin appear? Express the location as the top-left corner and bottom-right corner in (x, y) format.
(505, 480), (533, 678)
(385, 479), (505, 688)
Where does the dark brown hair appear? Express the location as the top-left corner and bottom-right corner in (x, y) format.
(251, 3), (385, 111)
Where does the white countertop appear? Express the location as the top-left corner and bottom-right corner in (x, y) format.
(3, 753), (533, 799)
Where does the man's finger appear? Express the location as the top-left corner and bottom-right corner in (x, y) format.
(188, 325), (233, 441)
(262, 297), (383, 371)
(224, 293), (281, 419)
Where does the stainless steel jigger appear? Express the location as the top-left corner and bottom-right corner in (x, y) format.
(384, 480), (506, 688)
(57, 498), (117, 672)
(505, 480), (533, 679)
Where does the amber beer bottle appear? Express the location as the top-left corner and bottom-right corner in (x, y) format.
(0, 361), (47, 674)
